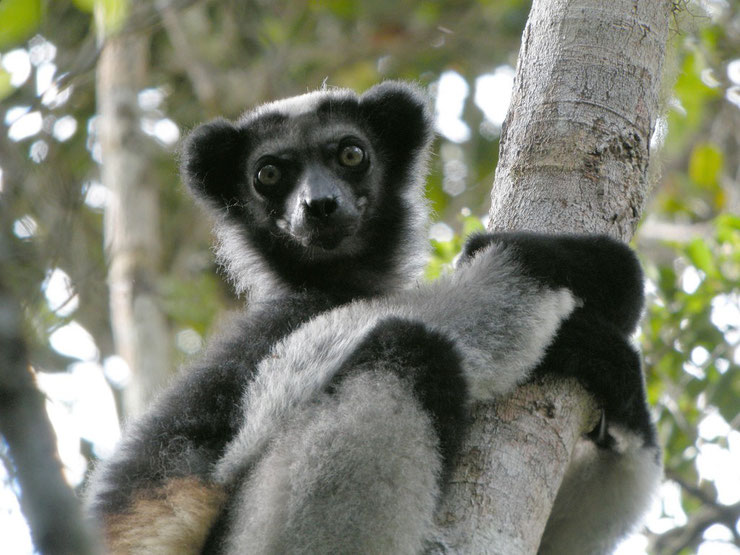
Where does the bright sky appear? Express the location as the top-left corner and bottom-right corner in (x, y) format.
(2, 45), (740, 553)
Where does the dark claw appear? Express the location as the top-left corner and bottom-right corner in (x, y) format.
(598, 408), (607, 444)
(587, 408), (615, 449)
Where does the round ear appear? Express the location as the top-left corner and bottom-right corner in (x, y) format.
(179, 119), (246, 210)
(358, 81), (434, 171)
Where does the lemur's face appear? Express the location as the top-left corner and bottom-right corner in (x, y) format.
(241, 109), (380, 256)
(181, 83), (432, 274)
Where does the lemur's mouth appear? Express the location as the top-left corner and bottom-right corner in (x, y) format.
(276, 215), (360, 253)
(302, 235), (342, 250)
(298, 225), (358, 250)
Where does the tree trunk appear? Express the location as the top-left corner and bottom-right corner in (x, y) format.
(436, 0), (673, 552)
(97, 31), (171, 417)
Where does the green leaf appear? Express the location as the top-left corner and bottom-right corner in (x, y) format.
(716, 213), (740, 231)
(664, 53), (720, 158)
(715, 213), (740, 242)
(72, 0), (96, 13)
(689, 143), (723, 190)
(96, 0), (130, 37)
(310, 0), (358, 19)
(425, 172), (447, 217)
(461, 214), (485, 237)
(0, 68), (12, 101)
(657, 265), (678, 298)
(424, 256), (445, 281)
(685, 238), (718, 278)
(0, 0), (42, 49)
(260, 16), (289, 45)
(710, 366), (740, 423)
(430, 238), (457, 262)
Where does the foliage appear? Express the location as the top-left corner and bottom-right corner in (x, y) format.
(0, 0), (738, 553)
(0, 0), (42, 50)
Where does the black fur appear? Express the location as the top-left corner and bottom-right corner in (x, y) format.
(462, 232), (656, 447)
(462, 232), (644, 333)
(539, 312), (657, 447)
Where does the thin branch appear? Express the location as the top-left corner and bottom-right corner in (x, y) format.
(648, 487), (740, 554)
(665, 470), (717, 507)
(157, 0), (220, 116)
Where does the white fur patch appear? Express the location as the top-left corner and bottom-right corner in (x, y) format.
(539, 432), (662, 554)
(250, 89), (347, 119)
(213, 221), (291, 301)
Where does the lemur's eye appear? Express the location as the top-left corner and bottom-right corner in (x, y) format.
(256, 164), (282, 186)
(338, 145), (365, 167)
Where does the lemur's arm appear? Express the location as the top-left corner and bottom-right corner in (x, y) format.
(461, 232), (645, 333)
(218, 232), (650, 487)
(463, 233), (661, 554)
(537, 311), (661, 555)
(212, 232), (654, 553)
(460, 231), (648, 412)
(85, 293), (336, 554)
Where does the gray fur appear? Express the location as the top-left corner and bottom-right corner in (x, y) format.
(215, 242), (577, 485)
(224, 372), (441, 554)
(211, 240), (579, 553)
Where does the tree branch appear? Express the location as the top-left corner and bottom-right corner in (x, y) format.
(436, 379), (598, 553)
(649, 471), (740, 552)
(0, 279), (96, 554)
(437, 0), (673, 551)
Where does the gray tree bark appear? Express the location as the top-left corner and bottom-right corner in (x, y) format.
(436, 1), (673, 552)
(97, 30), (171, 417)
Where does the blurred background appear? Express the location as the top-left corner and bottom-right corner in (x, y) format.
(0, 0), (738, 553)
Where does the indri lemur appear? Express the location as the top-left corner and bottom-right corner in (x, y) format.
(86, 82), (661, 555)
(86, 81), (435, 552)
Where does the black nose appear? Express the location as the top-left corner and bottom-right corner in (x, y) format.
(305, 197), (338, 220)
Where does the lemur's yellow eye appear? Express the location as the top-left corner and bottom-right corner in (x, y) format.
(338, 145), (365, 167)
(257, 164), (281, 185)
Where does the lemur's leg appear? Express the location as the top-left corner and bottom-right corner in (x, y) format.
(219, 318), (467, 555)
(537, 313), (661, 555)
